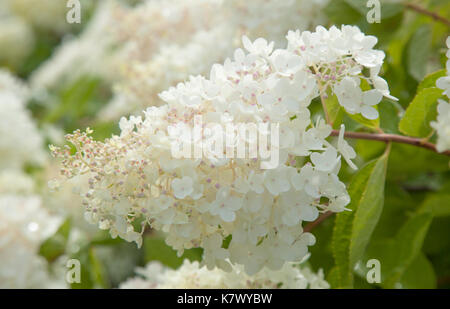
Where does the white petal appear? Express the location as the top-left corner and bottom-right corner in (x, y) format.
(361, 105), (379, 120)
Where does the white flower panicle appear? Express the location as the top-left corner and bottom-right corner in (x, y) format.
(119, 260), (329, 289)
(52, 27), (391, 274)
(432, 36), (450, 153)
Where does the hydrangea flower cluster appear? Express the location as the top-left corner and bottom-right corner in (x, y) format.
(119, 260), (329, 289)
(52, 26), (392, 274)
(432, 36), (450, 153)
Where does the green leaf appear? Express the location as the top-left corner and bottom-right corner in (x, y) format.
(400, 253), (437, 289)
(398, 87), (443, 137)
(387, 143), (450, 181)
(347, 112), (379, 130)
(379, 3), (404, 19)
(308, 216), (336, 275)
(356, 240), (436, 289)
(89, 247), (108, 288)
(143, 236), (202, 269)
(371, 184), (416, 239)
(70, 245), (94, 289)
(383, 212), (433, 288)
(344, 0), (402, 20)
(418, 193), (450, 217)
(343, 0), (367, 15)
(324, 0), (363, 25)
(379, 100), (401, 134)
(331, 152), (389, 288)
(406, 25), (432, 81)
(326, 266), (340, 286)
(39, 218), (71, 262)
(355, 139), (386, 162)
(324, 94), (345, 129)
(424, 217), (450, 256)
(417, 69), (447, 93)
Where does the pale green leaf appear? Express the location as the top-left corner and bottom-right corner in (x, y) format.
(398, 87), (443, 137)
(417, 69), (447, 93)
(331, 152), (389, 288)
(406, 25), (432, 81)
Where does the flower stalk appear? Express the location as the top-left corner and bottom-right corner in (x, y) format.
(330, 129), (450, 156)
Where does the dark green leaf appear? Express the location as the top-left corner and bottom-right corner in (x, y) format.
(39, 218), (71, 262)
(406, 25), (432, 81)
(399, 87), (443, 137)
(331, 152), (389, 288)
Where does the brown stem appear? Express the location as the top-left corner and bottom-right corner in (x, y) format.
(304, 211), (334, 233)
(330, 130), (450, 156)
(405, 3), (450, 27)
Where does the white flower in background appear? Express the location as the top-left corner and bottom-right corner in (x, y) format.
(5, 0), (91, 33)
(100, 25), (236, 120)
(224, 0), (329, 46)
(99, 0), (330, 120)
(51, 29), (380, 274)
(0, 70), (46, 170)
(0, 195), (62, 288)
(119, 260), (329, 289)
(26, 0), (330, 120)
(0, 69), (30, 101)
(0, 169), (34, 195)
(432, 36), (450, 153)
(30, 0), (117, 91)
(0, 15), (35, 68)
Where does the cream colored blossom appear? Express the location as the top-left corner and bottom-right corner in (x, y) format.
(120, 259), (329, 289)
